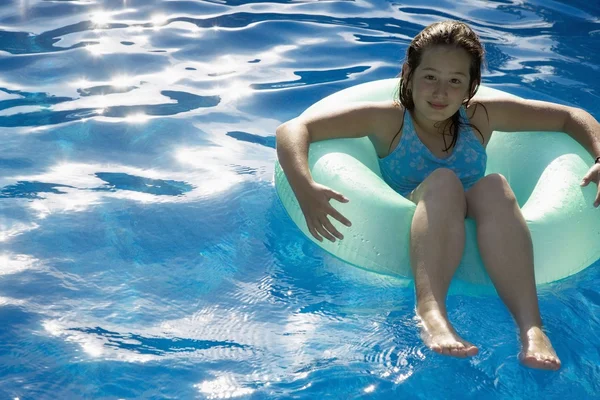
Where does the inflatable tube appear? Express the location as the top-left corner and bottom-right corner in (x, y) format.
(274, 78), (600, 285)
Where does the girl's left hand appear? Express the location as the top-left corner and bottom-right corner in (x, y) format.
(580, 163), (600, 207)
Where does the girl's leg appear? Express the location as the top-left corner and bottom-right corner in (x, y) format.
(465, 173), (561, 370)
(409, 168), (478, 358)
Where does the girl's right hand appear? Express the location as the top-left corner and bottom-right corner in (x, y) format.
(296, 182), (352, 242)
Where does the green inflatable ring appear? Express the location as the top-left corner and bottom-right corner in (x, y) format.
(274, 78), (600, 285)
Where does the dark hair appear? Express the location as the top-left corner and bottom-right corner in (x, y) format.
(390, 20), (486, 154)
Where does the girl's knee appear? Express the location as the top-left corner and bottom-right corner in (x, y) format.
(466, 173), (518, 219)
(417, 168), (466, 208)
(426, 168), (464, 193)
(476, 173), (517, 203)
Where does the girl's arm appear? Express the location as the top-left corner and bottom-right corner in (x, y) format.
(482, 97), (600, 157)
(482, 97), (600, 206)
(563, 109), (600, 161)
(275, 101), (401, 241)
(276, 101), (400, 194)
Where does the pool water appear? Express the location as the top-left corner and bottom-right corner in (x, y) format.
(0, 0), (599, 398)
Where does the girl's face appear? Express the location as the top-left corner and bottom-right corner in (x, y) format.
(406, 45), (472, 123)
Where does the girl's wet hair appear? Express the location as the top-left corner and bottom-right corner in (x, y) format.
(391, 20), (486, 154)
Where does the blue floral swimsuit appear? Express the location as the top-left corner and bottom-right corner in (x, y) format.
(378, 107), (487, 197)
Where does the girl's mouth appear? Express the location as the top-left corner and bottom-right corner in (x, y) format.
(428, 102), (448, 110)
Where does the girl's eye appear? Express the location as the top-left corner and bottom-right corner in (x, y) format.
(424, 75), (435, 80)
(451, 78), (462, 84)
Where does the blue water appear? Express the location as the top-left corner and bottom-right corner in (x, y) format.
(0, 0), (599, 398)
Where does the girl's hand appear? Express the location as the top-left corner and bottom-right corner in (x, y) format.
(296, 182), (352, 242)
(580, 163), (600, 207)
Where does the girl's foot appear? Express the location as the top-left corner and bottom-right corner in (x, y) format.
(418, 309), (479, 358)
(519, 326), (561, 370)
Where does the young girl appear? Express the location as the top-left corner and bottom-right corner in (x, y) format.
(275, 20), (600, 371)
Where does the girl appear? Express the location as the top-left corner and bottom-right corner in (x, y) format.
(275, 20), (600, 371)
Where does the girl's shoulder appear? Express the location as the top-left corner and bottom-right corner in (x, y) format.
(368, 100), (406, 157)
(465, 100), (493, 145)
(375, 99), (406, 132)
(372, 99), (405, 119)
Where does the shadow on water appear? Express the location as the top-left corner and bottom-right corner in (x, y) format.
(92, 173), (194, 196)
(0, 90), (221, 127)
(66, 326), (249, 355)
(226, 131), (276, 149)
(0, 174), (194, 198)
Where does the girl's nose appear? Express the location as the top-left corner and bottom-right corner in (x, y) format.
(433, 81), (448, 97)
